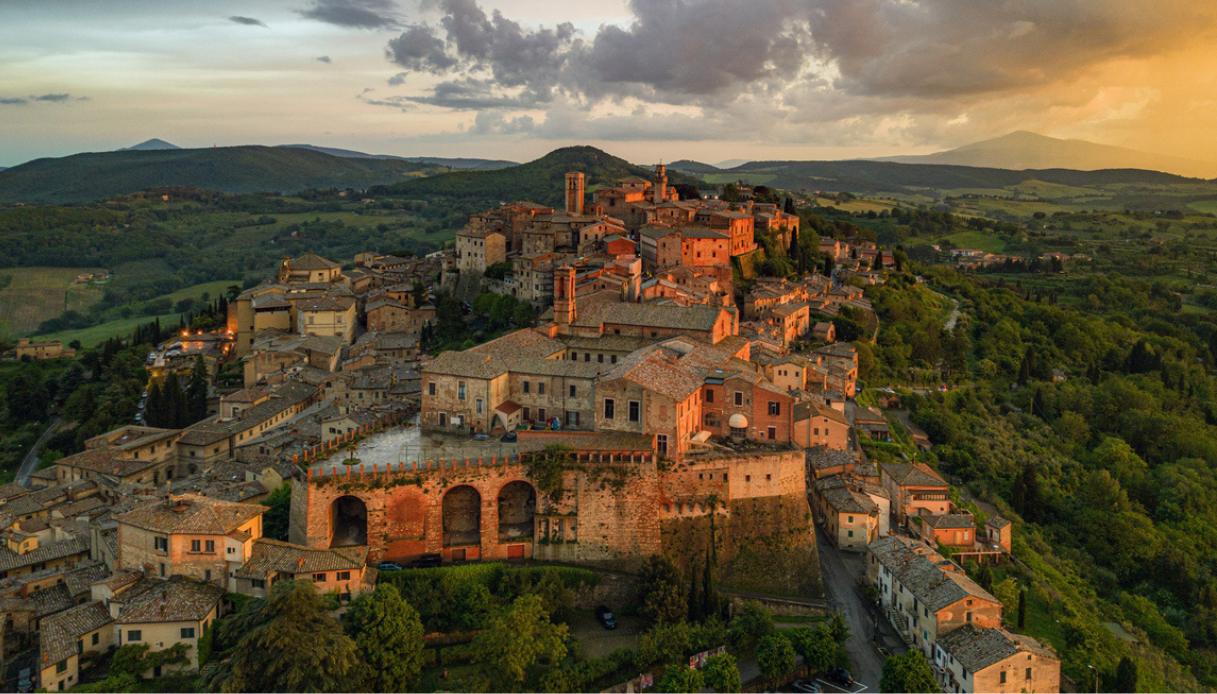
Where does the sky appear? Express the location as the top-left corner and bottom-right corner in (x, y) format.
(2, 0), (1217, 167)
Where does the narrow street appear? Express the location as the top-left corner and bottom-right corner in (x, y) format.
(16, 416), (61, 485)
(816, 525), (885, 690)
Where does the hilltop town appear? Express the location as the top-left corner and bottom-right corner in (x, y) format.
(0, 164), (1072, 693)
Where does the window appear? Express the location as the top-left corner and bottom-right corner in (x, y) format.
(205, 540), (215, 553)
(458, 382), (466, 400)
(313, 573), (327, 582)
(538, 382), (546, 394)
(523, 381), (530, 394)
(848, 516), (854, 523)
(338, 571), (351, 581)
(610, 355), (617, 364)
(848, 530), (854, 537)
(733, 391), (743, 406)
(1026, 668), (1032, 680)
(569, 385), (577, 397)
(251, 579), (266, 589)
(604, 399), (615, 419)
(181, 627), (196, 639)
(966, 611), (972, 623)
(768, 401), (780, 416)
(628, 400), (641, 423)
(523, 407), (530, 420)
(127, 630), (142, 642)
(56, 660), (67, 673)
(476, 398), (483, 414)
(705, 389), (714, 403)
(204, 569), (212, 582)
(597, 354), (604, 363)
(767, 426), (776, 439)
(538, 408), (546, 422)
(584, 353), (591, 362)
(191, 539), (201, 552)
(154, 536), (168, 552)
(91, 633), (99, 646)
(159, 563), (166, 577)
(657, 434), (668, 456)
(999, 672), (1007, 684)
(567, 411), (580, 427)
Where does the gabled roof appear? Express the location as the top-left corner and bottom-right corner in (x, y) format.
(287, 252), (340, 270)
(237, 538), (367, 577)
(937, 624), (1056, 673)
(116, 578), (224, 624)
(868, 535), (997, 612)
(115, 494), (266, 535)
(883, 462), (948, 488)
(39, 601), (113, 666)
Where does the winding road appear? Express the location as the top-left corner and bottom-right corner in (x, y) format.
(16, 417), (61, 485)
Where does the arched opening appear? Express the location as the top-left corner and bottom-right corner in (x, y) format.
(497, 481), (536, 541)
(442, 485), (481, 547)
(331, 495), (367, 547)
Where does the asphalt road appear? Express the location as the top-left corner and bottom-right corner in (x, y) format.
(16, 417), (60, 485)
(816, 525), (884, 690)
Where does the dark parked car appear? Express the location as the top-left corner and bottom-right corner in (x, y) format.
(17, 668), (32, 693)
(827, 667), (854, 687)
(595, 605), (617, 630)
(501, 430), (518, 443)
(407, 553), (443, 568)
(376, 561), (403, 572)
(791, 680), (821, 693)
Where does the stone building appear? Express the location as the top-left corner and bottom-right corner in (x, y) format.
(935, 624), (1061, 693)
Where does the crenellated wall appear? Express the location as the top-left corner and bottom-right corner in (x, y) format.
(291, 448), (814, 577)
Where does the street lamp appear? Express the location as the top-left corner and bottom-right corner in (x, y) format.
(1087, 664), (1098, 693)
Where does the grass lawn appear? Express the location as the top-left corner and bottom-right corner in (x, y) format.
(940, 230), (1008, 252)
(1187, 199), (1217, 214)
(39, 311), (181, 348)
(0, 266), (106, 337)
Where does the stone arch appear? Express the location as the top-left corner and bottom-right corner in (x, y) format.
(442, 485), (481, 547)
(497, 481), (536, 541)
(331, 495), (368, 547)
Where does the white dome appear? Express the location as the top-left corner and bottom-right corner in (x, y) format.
(728, 413), (749, 429)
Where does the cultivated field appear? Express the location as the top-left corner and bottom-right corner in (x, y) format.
(0, 266), (105, 337)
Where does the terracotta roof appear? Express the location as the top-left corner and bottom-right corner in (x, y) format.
(237, 539), (367, 578)
(574, 302), (726, 332)
(0, 536), (89, 573)
(39, 601), (113, 666)
(115, 494), (265, 535)
(116, 578), (223, 624)
(923, 513), (975, 530)
(287, 252), (340, 270)
(883, 462), (948, 488)
(818, 481), (878, 515)
(55, 448), (159, 478)
(937, 624), (1055, 673)
(806, 448), (856, 471)
(868, 535), (996, 611)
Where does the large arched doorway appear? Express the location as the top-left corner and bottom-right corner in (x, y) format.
(497, 481), (536, 542)
(442, 486), (481, 547)
(331, 495), (368, 547)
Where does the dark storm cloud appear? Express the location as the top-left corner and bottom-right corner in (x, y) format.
(299, 0), (399, 29)
(228, 15), (268, 28)
(382, 0), (1217, 111)
(316, 55), (332, 63)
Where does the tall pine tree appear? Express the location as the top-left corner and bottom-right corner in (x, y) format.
(186, 355), (209, 424)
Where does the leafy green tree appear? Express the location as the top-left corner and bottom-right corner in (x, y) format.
(186, 354), (209, 423)
(787, 626), (837, 672)
(701, 652), (741, 692)
(657, 663), (705, 693)
(881, 650), (939, 693)
(471, 594), (568, 690)
(756, 633), (796, 686)
(343, 583), (425, 691)
(1116, 655), (1138, 692)
(729, 601), (774, 654)
(222, 581), (363, 692)
(262, 485), (291, 541)
(640, 555), (688, 625)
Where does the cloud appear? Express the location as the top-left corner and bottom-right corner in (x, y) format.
(1, 93), (83, 107)
(316, 55), (332, 63)
(0, 97), (27, 106)
(228, 15), (268, 28)
(385, 23), (456, 72)
(32, 93), (72, 102)
(298, 0), (399, 29)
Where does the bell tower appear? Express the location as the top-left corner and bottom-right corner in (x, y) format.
(565, 171), (585, 216)
(653, 163), (668, 204)
(553, 265), (577, 332)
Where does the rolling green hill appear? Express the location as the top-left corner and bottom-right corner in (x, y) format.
(668, 159), (721, 174)
(0, 145), (442, 203)
(713, 159), (1203, 194)
(372, 145), (695, 212)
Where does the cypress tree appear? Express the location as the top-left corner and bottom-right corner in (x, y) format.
(165, 371), (185, 427)
(1017, 589), (1026, 629)
(186, 355), (209, 423)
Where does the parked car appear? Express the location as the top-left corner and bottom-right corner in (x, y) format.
(827, 667), (854, 687)
(472, 432), (490, 441)
(407, 553), (442, 568)
(376, 561), (403, 572)
(500, 430), (518, 443)
(595, 605), (617, 630)
(792, 680), (821, 693)
(17, 668), (32, 693)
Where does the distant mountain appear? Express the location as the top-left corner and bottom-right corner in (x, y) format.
(716, 158), (749, 169)
(669, 159), (721, 174)
(280, 144), (516, 170)
(0, 146), (441, 203)
(124, 138), (180, 151)
(876, 131), (1216, 179)
(717, 158), (1199, 195)
(374, 145), (695, 211)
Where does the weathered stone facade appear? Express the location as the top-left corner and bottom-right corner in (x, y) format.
(290, 448), (814, 574)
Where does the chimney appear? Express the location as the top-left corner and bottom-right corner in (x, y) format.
(653, 163), (667, 204)
(564, 172), (585, 216)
